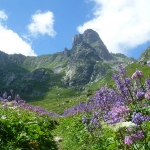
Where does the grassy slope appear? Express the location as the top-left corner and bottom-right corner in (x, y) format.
(52, 62), (150, 150)
(29, 88), (86, 114)
(28, 62), (148, 115)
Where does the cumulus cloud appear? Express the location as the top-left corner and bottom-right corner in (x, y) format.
(77, 0), (150, 54)
(27, 11), (56, 37)
(0, 10), (36, 56)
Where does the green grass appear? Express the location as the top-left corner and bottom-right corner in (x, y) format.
(126, 62), (150, 79)
(29, 95), (86, 114)
(28, 87), (86, 114)
(89, 70), (115, 91)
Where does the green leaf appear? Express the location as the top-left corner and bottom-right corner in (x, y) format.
(107, 143), (116, 150)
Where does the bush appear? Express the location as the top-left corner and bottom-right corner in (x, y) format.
(0, 102), (58, 150)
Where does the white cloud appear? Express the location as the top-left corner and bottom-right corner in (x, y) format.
(77, 0), (150, 54)
(0, 10), (36, 56)
(27, 11), (56, 37)
(0, 10), (8, 21)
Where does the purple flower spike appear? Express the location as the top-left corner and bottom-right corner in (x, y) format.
(145, 78), (150, 90)
(136, 130), (145, 139)
(3, 92), (7, 99)
(132, 112), (145, 125)
(145, 92), (150, 100)
(124, 135), (133, 145)
(132, 70), (143, 80)
(136, 91), (145, 100)
(118, 65), (126, 76)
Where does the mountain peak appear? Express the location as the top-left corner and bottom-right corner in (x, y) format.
(72, 29), (103, 48)
(82, 29), (102, 44)
(72, 29), (112, 60)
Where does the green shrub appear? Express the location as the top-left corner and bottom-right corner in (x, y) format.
(0, 104), (58, 150)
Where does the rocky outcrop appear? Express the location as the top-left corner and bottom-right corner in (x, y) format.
(72, 29), (112, 60)
(72, 34), (83, 48)
(63, 29), (114, 86)
(82, 29), (102, 44)
(63, 41), (100, 86)
(72, 29), (101, 47)
(58, 48), (70, 62)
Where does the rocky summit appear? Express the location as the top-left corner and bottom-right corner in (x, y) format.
(0, 29), (135, 100)
(72, 29), (112, 60)
(63, 29), (134, 86)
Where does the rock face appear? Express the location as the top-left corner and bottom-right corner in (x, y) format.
(72, 34), (83, 48)
(72, 29), (101, 47)
(63, 29), (114, 86)
(82, 29), (102, 44)
(72, 29), (112, 60)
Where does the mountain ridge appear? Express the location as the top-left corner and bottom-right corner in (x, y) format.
(0, 29), (136, 100)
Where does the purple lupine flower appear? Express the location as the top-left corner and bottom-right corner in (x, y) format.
(130, 134), (138, 139)
(7, 96), (12, 100)
(124, 130), (145, 146)
(3, 99), (8, 103)
(90, 117), (100, 128)
(144, 115), (150, 121)
(82, 116), (88, 124)
(124, 135), (133, 145)
(113, 106), (129, 123)
(91, 111), (101, 127)
(145, 92), (150, 100)
(136, 130), (145, 139)
(130, 130), (145, 140)
(136, 91), (145, 100)
(124, 77), (131, 86)
(2, 92), (7, 99)
(15, 94), (20, 101)
(10, 100), (18, 106)
(118, 65), (126, 76)
(145, 78), (150, 90)
(114, 101), (125, 107)
(8, 98), (60, 118)
(132, 72), (137, 80)
(132, 112), (145, 125)
(104, 105), (130, 124)
(93, 86), (128, 112)
(136, 70), (143, 78)
(112, 74), (118, 81)
(131, 70), (143, 80)
(112, 68), (131, 98)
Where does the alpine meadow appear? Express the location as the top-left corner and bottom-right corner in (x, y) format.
(1, 29), (150, 150)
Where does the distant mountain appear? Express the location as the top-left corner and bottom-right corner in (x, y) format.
(63, 29), (134, 86)
(137, 46), (150, 65)
(0, 29), (135, 100)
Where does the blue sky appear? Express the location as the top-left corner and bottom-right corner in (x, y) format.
(0, 0), (150, 59)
